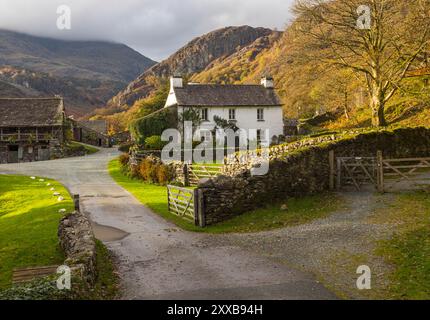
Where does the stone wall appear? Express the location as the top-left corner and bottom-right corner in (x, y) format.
(200, 127), (430, 225)
(58, 211), (97, 286)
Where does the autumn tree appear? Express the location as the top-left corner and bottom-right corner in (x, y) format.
(294, 0), (430, 126)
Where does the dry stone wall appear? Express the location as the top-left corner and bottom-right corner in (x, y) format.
(200, 127), (430, 225)
(58, 211), (97, 286)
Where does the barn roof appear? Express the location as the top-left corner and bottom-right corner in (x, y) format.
(0, 98), (65, 127)
(173, 84), (282, 107)
(78, 120), (108, 134)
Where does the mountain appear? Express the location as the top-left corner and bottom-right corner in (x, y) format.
(0, 29), (156, 116)
(106, 26), (278, 112)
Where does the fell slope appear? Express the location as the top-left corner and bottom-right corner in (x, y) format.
(0, 30), (156, 116)
(106, 26), (277, 112)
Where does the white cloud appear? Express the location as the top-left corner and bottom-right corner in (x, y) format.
(0, 0), (294, 60)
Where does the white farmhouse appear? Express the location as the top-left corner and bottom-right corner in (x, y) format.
(164, 75), (284, 141)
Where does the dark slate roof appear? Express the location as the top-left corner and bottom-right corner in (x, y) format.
(78, 120), (108, 134)
(0, 98), (64, 127)
(174, 84), (282, 107)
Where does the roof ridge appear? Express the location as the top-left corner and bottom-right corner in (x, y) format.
(185, 83), (263, 87)
(0, 97), (62, 101)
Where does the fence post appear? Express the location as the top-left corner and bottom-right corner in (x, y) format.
(73, 194), (80, 212)
(167, 186), (170, 212)
(377, 150), (384, 193)
(336, 158), (342, 190)
(329, 150), (335, 191)
(193, 189), (199, 226)
(184, 163), (190, 187)
(193, 188), (206, 228)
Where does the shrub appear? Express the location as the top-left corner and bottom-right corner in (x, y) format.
(144, 135), (165, 150)
(119, 153), (130, 167)
(157, 165), (172, 185)
(139, 158), (153, 182)
(118, 143), (133, 153)
(130, 106), (178, 144)
(137, 157), (174, 185)
(129, 165), (141, 179)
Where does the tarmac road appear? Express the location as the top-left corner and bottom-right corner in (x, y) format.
(0, 148), (336, 300)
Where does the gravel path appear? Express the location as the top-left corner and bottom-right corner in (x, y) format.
(0, 149), (335, 300)
(227, 192), (396, 299)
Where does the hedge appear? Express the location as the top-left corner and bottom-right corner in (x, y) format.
(130, 106), (178, 144)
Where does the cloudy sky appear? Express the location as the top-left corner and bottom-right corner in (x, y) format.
(0, 0), (295, 61)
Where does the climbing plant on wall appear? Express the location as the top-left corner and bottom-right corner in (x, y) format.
(129, 106), (179, 144)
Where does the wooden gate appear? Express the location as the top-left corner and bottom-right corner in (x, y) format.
(167, 185), (205, 227)
(331, 151), (430, 192)
(381, 157), (430, 191)
(167, 185), (196, 221)
(335, 156), (378, 191)
(188, 164), (223, 186)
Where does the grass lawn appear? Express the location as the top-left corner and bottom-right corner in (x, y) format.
(0, 175), (73, 289)
(108, 159), (201, 232)
(373, 190), (430, 299)
(109, 158), (342, 234)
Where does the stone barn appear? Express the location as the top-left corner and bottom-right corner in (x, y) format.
(70, 119), (111, 147)
(0, 97), (66, 163)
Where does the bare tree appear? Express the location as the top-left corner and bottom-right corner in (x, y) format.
(294, 0), (430, 126)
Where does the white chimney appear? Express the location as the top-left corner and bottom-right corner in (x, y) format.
(170, 74), (183, 88)
(261, 76), (274, 89)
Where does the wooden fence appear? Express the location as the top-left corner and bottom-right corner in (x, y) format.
(330, 150), (430, 192)
(381, 156), (430, 192)
(187, 164), (223, 186)
(167, 185), (205, 227)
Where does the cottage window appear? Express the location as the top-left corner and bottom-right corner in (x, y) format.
(229, 109), (236, 120)
(201, 108), (209, 121)
(257, 108), (265, 121)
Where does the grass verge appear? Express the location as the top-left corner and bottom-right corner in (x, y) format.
(0, 175), (73, 289)
(0, 240), (119, 300)
(109, 158), (342, 234)
(108, 159), (201, 232)
(372, 190), (430, 299)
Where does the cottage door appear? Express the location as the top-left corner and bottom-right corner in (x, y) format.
(7, 145), (19, 163)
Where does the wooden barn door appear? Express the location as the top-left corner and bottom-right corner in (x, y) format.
(38, 146), (50, 161)
(7, 145), (19, 163)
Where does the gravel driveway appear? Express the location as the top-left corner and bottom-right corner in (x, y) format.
(0, 148), (335, 300)
(228, 192), (396, 299)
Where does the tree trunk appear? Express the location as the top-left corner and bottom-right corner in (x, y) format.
(371, 98), (387, 127)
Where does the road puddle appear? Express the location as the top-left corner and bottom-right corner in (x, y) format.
(92, 222), (130, 242)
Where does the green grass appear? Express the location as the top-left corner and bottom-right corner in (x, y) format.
(109, 159), (342, 234)
(202, 194), (342, 234)
(108, 159), (201, 232)
(0, 175), (74, 289)
(76, 240), (119, 300)
(373, 190), (430, 299)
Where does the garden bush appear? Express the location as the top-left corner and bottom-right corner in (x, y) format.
(144, 135), (166, 150)
(118, 143), (133, 153)
(138, 157), (174, 185)
(130, 106), (178, 144)
(119, 153), (130, 167)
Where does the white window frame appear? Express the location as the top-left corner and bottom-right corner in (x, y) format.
(229, 108), (236, 121)
(257, 108), (265, 121)
(201, 108), (209, 121)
